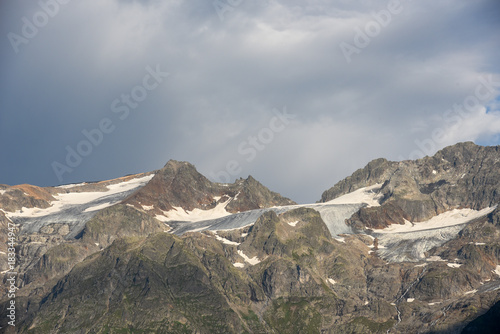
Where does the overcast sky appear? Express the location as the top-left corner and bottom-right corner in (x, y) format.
(1, 0), (499, 203)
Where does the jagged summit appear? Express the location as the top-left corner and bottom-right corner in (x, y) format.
(123, 159), (296, 218)
(320, 142), (500, 228)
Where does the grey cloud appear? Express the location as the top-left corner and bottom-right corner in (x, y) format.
(0, 0), (499, 203)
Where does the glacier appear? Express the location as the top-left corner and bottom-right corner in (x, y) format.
(6, 175), (153, 239)
(7, 177), (496, 265)
(169, 202), (363, 236)
(371, 207), (496, 262)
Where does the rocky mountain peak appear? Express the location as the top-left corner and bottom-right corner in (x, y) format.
(122, 160), (296, 218)
(162, 159), (201, 176)
(434, 140), (482, 161)
(321, 142), (500, 229)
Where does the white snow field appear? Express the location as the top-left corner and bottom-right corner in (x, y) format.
(169, 184), (381, 235)
(6, 175), (154, 239)
(168, 202), (364, 236)
(373, 207), (496, 262)
(325, 184), (383, 207)
(155, 197), (233, 222)
(7, 175), (496, 265)
(170, 185), (496, 265)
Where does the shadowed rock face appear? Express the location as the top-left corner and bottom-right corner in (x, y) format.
(79, 204), (167, 248)
(321, 142), (500, 228)
(462, 300), (500, 333)
(123, 160), (296, 215)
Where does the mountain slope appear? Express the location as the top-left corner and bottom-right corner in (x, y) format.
(123, 160), (296, 221)
(7, 204), (500, 333)
(0, 162), (295, 306)
(1, 142), (500, 333)
(321, 142), (500, 228)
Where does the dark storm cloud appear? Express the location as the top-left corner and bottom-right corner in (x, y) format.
(1, 0), (499, 203)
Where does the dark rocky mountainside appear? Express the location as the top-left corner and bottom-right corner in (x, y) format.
(321, 142), (500, 229)
(5, 206), (500, 333)
(123, 160), (296, 215)
(1, 142), (500, 333)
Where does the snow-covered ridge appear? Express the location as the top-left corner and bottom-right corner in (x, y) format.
(326, 184), (383, 207)
(374, 207), (496, 262)
(164, 184), (386, 236)
(6, 175), (153, 219)
(151, 183), (497, 265)
(56, 182), (88, 189)
(160, 197), (233, 222)
(6, 174), (154, 238)
(374, 207), (495, 234)
(168, 202), (362, 236)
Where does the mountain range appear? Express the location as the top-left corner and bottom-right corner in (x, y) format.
(1, 141), (499, 333)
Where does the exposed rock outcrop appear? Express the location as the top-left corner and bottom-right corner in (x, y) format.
(321, 142), (500, 229)
(123, 160), (296, 215)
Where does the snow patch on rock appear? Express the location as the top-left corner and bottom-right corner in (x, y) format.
(326, 184), (383, 207)
(493, 265), (500, 277)
(56, 182), (87, 189)
(375, 207), (495, 234)
(163, 198), (232, 222)
(237, 250), (260, 265)
(215, 234), (240, 245)
(7, 175), (153, 219)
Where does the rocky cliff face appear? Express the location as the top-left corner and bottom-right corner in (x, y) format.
(123, 160), (296, 217)
(321, 142), (500, 229)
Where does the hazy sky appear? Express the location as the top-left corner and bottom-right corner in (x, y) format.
(1, 0), (499, 203)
